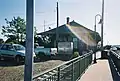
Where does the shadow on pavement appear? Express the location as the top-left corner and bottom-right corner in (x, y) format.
(108, 57), (120, 81)
(0, 59), (52, 67)
(0, 56), (67, 67)
(0, 60), (23, 67)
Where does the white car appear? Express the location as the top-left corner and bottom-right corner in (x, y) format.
(34, 47), (57, 59)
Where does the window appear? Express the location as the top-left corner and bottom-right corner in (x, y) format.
(1, 45), (8, 50)
(14, 45), (25, 50)
(8, 45), (14, 50)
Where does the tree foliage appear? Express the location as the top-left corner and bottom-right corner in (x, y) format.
(90, 32), (101, 43)
(1, 17), (39, 44)
(1, 16), (26, 43)
(37, 34), (56, 47)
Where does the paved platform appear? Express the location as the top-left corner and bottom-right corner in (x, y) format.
(79, 60), (113, 81)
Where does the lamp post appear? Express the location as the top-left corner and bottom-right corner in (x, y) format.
(94, 14), (102, 63)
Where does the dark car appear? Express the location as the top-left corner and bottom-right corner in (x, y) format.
(103, 45), (112, 50)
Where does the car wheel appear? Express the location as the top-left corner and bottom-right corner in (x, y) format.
(15, 56), (21, 65)
(0, 56), (4, 61)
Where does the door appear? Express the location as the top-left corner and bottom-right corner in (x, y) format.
(0, 44), (16, 58)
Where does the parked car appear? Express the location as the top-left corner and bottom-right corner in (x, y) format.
(103, 45), (112, 50)
(0, 44), (36, 64)
(34, 46), (57, 59)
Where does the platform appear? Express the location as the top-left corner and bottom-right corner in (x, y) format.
(79, 60), (113, 81)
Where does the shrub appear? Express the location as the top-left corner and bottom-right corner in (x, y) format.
(36, 52), (45, 58)
(72, 51), (80, 59)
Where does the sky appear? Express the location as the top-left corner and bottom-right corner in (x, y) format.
(0, 0), (120, 45)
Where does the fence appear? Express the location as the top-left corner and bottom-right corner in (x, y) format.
(33, 51), (93, 81)
(109, 50), (120, 72)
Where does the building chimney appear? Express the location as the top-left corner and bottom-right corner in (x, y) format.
(66, 17), (70, 24)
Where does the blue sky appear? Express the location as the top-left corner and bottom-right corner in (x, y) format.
(0, 0), (120, 45)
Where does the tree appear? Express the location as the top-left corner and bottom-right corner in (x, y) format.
(38, 34), (55, 47)
(34, 26), (39, 43)
(90, 32), (101, 43)
(1, 16), (26, 43)
(1, 16), (39, 45)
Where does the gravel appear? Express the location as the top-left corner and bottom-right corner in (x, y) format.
(0, 60), (64, 81)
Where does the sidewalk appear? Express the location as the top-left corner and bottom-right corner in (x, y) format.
(79, 60), (113, 81)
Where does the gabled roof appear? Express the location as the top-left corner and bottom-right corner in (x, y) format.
(37, 24), (71, 35)
(37, 20), (101, 46)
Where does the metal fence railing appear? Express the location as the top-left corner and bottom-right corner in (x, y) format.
(109, 50), (120, 72)
(32, 51), (93, 81)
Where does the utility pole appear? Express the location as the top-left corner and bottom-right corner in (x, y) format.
(56, 2), (59, 48)
(44, 20), (45, 32)
(24, 0), (34, 81)
(101, 0), (104, 50)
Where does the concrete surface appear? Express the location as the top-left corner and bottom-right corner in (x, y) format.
(79, 60), (113, 81)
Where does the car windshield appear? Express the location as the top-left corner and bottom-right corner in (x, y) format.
(0, 44), (3, 49)
(14, 45), (25, 50)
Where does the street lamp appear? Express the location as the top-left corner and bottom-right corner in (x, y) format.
(94, 14), (102, 63)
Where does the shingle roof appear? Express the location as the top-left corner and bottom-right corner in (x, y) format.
(66, 21), (96, 46)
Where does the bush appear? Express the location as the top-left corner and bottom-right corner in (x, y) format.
(73, 48), (78, 52)
(36, 52), (51, 60)
(36, 52), (45, 58)
(72, 51), (80, 59)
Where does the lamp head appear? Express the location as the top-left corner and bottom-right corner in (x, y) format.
(98, 19), (103, 24)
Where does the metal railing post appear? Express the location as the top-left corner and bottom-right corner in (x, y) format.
(79, 59), (80, 77)
(83, 56), (85, 71)
(58, 67), (60, 81)
(72, 62), (74, 81)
